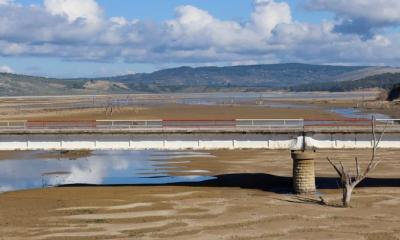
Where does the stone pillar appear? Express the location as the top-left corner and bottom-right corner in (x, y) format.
(291, 151), (316, 194)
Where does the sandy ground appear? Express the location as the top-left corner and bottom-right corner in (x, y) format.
(1, 149), (400, 240)
(0, 103), (342, 121)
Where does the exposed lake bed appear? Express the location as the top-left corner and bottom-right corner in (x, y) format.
(1, 91), (399, 239)
(1, 149), (400, 239)
(1, 91), (393, 121)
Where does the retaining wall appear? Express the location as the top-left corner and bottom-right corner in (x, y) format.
(0, 132), (399, 150)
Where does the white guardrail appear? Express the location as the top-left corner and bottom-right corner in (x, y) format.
(0, 119), (305, 130)
(0, 119), (398, 131)
(236, 119), (304, 128)
(377, 119), (400, 125)
(96, 120), (163, 129)
(0, 121), (27, 129)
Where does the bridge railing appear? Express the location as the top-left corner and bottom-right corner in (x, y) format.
(96, 119), (304, 130)
(162, 120), (237, 129)
(304, 119), (371, 127)
(304, 118), (400, 131)
(376, 119), (400, 125)
(0, 120), (27, 129)
(0, 118), (399, 131)
(236, 119), (304, 128)
(26, 120), (96, 129)
(96, 120), (163, 129)
(0, 119), (305, 130)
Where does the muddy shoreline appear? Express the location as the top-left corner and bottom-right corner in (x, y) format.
(1, 149), (400, 239)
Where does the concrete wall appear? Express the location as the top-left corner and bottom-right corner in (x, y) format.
(0, 133), (398, 150)
(306, 133), (400, 149)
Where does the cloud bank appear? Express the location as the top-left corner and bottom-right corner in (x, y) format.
(0, 0), (399, 67)
(306, 0), (400, 38)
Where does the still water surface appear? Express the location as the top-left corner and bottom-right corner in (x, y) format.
(0, 151), (215, 193)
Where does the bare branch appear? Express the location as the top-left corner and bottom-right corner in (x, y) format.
(327, 157), (342, 177)
(372, 116), (377, 149)
(326, 116), (386, 207)
(375, 120), (389, 148)
(339, 161), (346, 176)
(355, 157), (361, 179)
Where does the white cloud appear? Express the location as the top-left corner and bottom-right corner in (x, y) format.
(166, 5), (259, 51)
(44, 0), (102, 27)
(0, 0), (399, 68)
(308, 0), (400, 24)
(0, 65), (14, 73)
(0, 0), (12, 5)
(306, 0), (400, 38)
(251, 0), (292, 37)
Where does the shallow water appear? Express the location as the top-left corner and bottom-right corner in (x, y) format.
(330, 108), (391, 119)
(0, 150), (215, 193)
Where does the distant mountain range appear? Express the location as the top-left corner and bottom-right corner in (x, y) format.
(1, 63), (400, 96)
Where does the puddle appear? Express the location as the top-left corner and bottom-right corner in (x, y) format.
(329, 108), (392, 119)
(0, 150), (215, 193)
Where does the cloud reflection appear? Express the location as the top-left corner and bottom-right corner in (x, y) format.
(0, 150), (214, 192)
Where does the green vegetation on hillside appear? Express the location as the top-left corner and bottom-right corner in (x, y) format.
(106, 63), (366, 90)
(290, 73), (400, 92)
(1, 63), (399, 96)
(0, 73), (82, 96)
(388, 84), (400, 101)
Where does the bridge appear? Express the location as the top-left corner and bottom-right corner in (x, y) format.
(1, 118), (399, 194)
(0, 119), (399, 151)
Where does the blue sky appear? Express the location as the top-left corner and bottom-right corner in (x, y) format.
(0, 0), (398, 77)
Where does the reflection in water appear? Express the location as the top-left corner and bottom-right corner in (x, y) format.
(0, 151), (215, 193)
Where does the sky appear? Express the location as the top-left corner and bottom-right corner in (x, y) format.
(0, 0), (399, 78)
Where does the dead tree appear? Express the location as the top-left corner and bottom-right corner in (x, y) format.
(104, 97), (120, 117)
(326, 117), (387, 207)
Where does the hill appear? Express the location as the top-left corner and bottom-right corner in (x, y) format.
(0, 73), (130, 96)
(103, 63), (368, 92)
(1, 63), (399, 96)
(290, 72), (400, 92)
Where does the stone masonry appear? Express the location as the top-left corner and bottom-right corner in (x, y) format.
(291, 151), (316, 194)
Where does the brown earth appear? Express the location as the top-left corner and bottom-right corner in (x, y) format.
(1, 149), (400, 240)
(0, 103), (343, 121)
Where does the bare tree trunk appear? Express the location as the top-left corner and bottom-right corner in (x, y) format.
(326, 117), (388, 208)
(343, 184), (354, 208)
